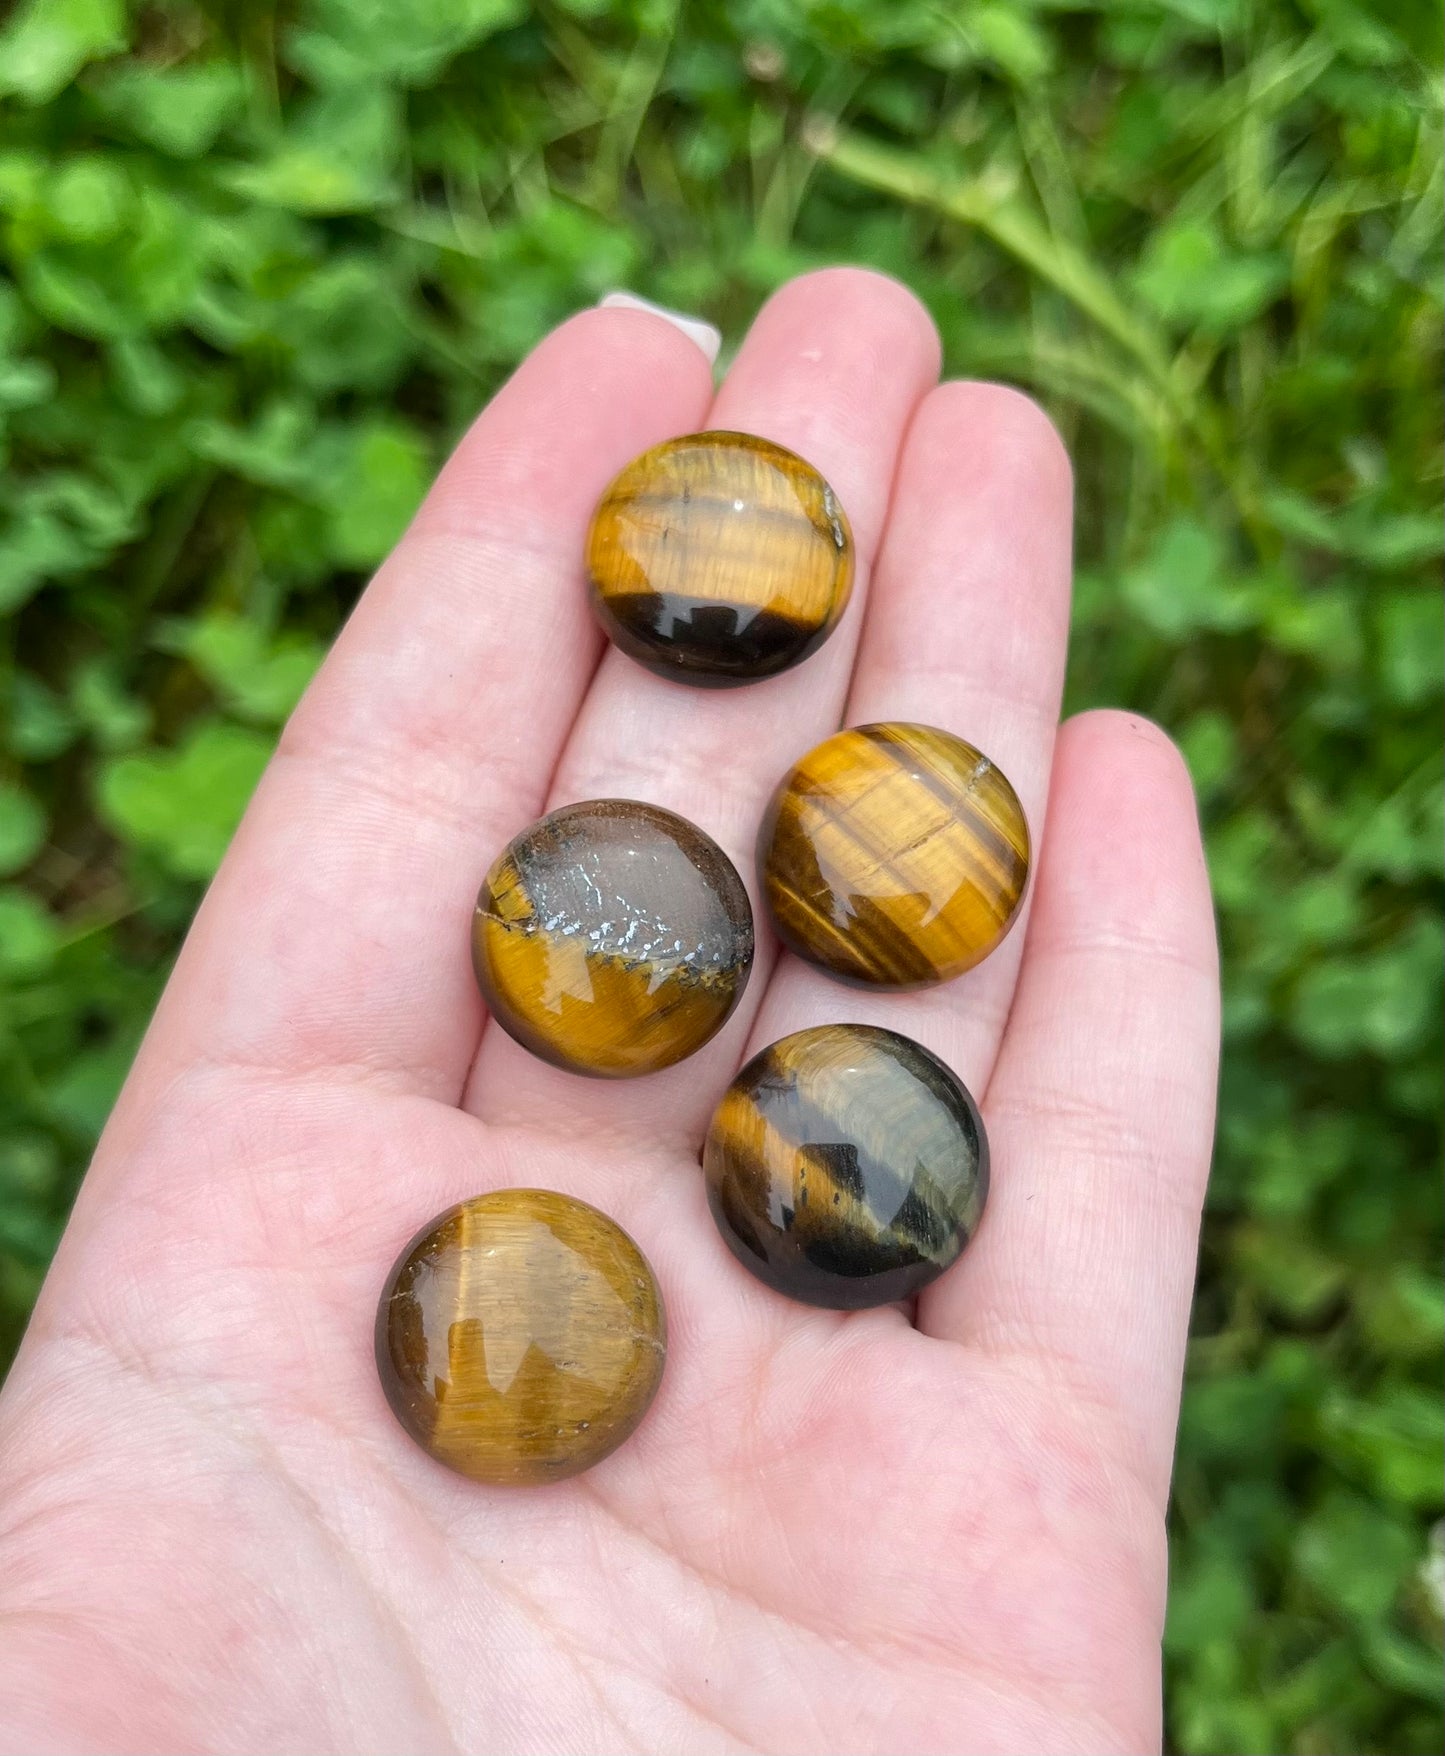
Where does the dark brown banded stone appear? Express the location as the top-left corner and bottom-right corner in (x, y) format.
(586, 431), (854, 687)
(759, 722), (1030, 990)
(703, 1024), (989, 1309)
(472, 799), (753, 1078)
(376, 1189), (666, 1485)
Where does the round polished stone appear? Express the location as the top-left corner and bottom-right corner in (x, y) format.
(473, 799), (753, 1077)
(703, 1024), (988, 1310)
(376, 1189), (667, 1486)
(586, 430), (854, 686)
(760, 722), (1030, 989)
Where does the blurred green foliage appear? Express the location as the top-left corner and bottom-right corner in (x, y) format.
(0, 0), (1441, 1749)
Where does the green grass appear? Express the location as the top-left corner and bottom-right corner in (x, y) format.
(1, 2), (1441, 1750)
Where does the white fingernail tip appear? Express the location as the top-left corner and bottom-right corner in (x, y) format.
(598, 291), (721, 365)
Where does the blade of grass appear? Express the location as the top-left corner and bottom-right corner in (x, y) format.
(810, 125), (1273, 545)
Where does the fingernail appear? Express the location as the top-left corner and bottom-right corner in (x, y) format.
(598, 291), (721, 365)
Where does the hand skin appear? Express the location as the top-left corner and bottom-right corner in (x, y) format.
(0, 269), (1219, 1756)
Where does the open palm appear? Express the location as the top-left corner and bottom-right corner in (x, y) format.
(0, 270), (1219, 1756)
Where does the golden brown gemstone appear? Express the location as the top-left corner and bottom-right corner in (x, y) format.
(759, 722), (1030, 989)
(473, 799), (753, 1077)
(586, 430), (855, 686)
(704, 1024), (989, 1309)
(376, 1189), (666, 1486)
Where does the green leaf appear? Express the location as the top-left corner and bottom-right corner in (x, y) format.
(0, 0), (126, 105)
(1262, 582), (1363, 670)
(1134, 219), (1289, 333)
(1376, 592), (1445, 707)
(0, 886), (61, 974)
(0, 1132), (59, 1201)
(1233, 1223), (1347, 1320)
(1296, 1492), (1416, 1623)
(1178, 709), (1239, 800)
(1422, 1524), (1445, 1626)
(0, 502), (95, 611)
(220, 84), (406, 214)
(1277, 873), (1362, 952)
(1359, 1269), (1445, 1363)
(108, 336), (186, 417)
(1360, 1623), (1445, 1703)
(1316, 1386), (1445, 1508)
(263, 257), (415, 395)
(1158, 0), (1244, 28)
(71, 661), (150, 751)
(0, 355), (57, 411)
(6, 673), (77, 762)
(96, 723), (272, 880)
(1179, 1361), (1300, 1465)
(1165, 1542), (1255, 1654)
(43, 1035), (138, 1140)
(288, 0), (528, 87)
(1264, 493), (1443, 568)
(323, 420), (430, 568)
(189, 402), (319, 492)
(0, 150), (45, 220)
(0, 1199), (63, 1266)
(1300, 0), (1413, 67)
(1206, 810), (1278, 914)
(1291, 917), (1445, 1059)
(1348, 512), (1445, 571)
(1350, 784), (1445, 882)
(222, 150), (393, 217)
(93, 62), (244, 158)
(41, 156), (133, 244)
(962, 5), (1055, 83)
(162, 613), (324, 725)
(0, 785), (47, 876)
(20, 254), (130, 341)
(1121, 517), (1259, 639)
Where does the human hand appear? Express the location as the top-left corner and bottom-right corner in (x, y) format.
(0, 269), (1219, 1756)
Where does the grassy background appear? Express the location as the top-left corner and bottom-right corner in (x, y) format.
(0, 1), (1441, 1748)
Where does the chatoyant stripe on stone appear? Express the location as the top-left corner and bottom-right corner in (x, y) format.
(703, 1023), (989, 1310)
(376, 1189), (666, 1485)
(587, 430), (855, 687)
(473, 799), (753, 1077)
(760, 722), (1030, 989)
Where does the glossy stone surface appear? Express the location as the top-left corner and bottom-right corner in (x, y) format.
(586, 430), (854, 686)
(760, 722), (1030, 990)
(473, 799), (753, 1077)
(704, 1024), (989, 1310)
(376, 1189), (666, 1485)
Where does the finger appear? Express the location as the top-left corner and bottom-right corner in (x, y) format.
(919, 712), (1220, 1507)
(745, 381), (1074, 1092)
(463, 267), (941, 1137)
(121, 309), (715, 1117)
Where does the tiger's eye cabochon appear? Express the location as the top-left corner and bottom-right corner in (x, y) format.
(703, 1023), (989, 1310)
(585, 430), (855, 687)
(376, 1189), (666, 1485)
(760, 722), (1030, 990)
(473, 799), (754, 1079)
